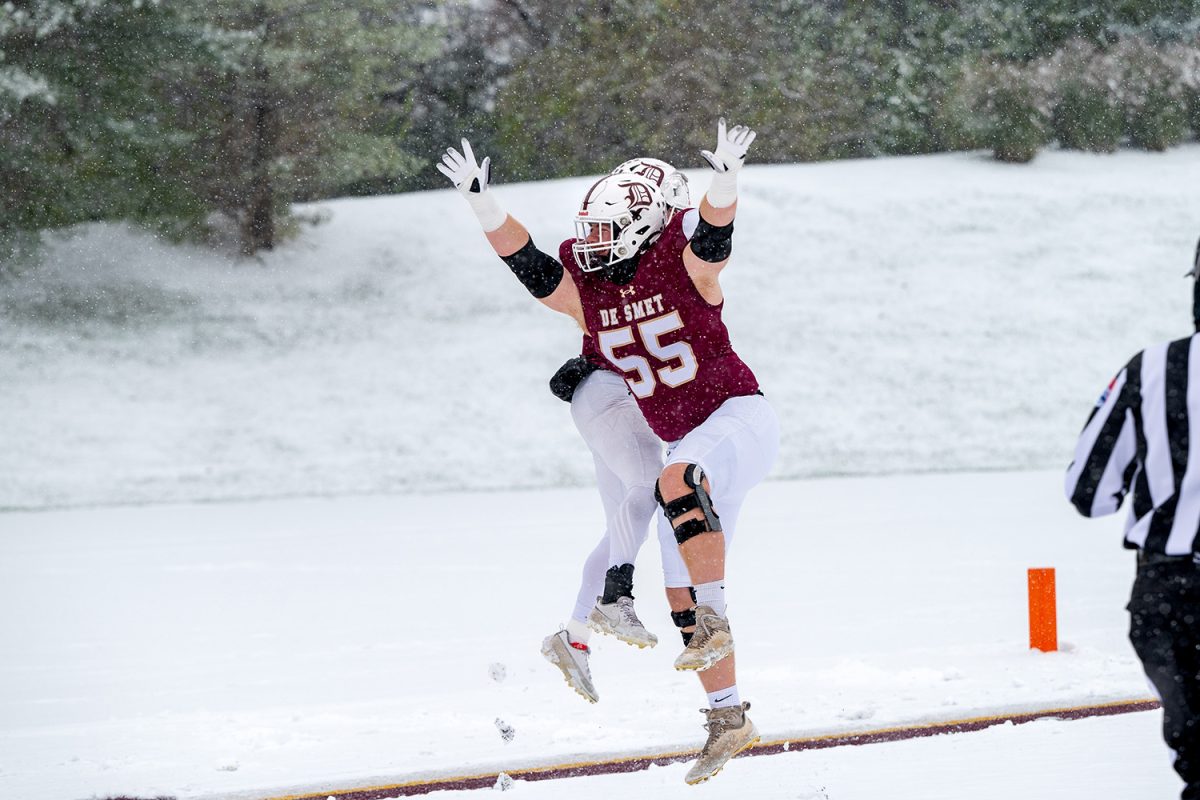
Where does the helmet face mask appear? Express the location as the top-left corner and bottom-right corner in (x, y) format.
(573, 218), (630, 265)
(572, 173), (668, 273)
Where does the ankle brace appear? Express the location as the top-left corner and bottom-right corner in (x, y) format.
(601, 563), (635, 604)
(671, 607), (696, 645)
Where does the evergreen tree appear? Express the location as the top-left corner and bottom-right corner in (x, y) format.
(180, 0), (439, 254)
(1, 0), (213, 260)
(6, 0), (1200, 263)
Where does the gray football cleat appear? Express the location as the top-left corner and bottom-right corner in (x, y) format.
(587, 596), (658, 648)
(540, 630), (598, 703)
(684, 702), (760, 785)
(673, 604), (733, 671)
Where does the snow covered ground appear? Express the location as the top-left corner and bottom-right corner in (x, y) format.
(1, 147), (1195, 799)
(0, 470), (1178, 799)
(2, 147), (1198, 509)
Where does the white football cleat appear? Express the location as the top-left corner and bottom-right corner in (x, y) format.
(587, 596), (658, 648)
(540, 630), (598, 704)
(673, 605), (733, 671)
(684, 702), (759, 785)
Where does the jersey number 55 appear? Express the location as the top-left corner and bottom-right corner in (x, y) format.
(598, 310), (699, 399)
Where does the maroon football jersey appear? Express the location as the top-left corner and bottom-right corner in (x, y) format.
(579, 330), (611, 371)
(559, 211), (760, 442)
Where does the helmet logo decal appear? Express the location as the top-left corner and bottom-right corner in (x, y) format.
(632, 163), (666, 185)
(620, 180), (653, 211)
(611, 157), (691, 211)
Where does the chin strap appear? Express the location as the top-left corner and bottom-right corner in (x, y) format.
(603, 253), (641, 285)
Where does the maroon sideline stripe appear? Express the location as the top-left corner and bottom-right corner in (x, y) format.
(266, 698), (1160, 800)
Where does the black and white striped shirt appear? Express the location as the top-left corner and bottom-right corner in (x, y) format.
(1066, 334), (1200, 557)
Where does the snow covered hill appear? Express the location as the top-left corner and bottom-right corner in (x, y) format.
(2, 147), (1198, 510)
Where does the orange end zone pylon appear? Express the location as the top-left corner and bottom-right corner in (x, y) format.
(1028, 567), (1057, 652)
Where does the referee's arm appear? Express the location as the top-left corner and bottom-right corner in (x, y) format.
(1065, 360), (1140, 517)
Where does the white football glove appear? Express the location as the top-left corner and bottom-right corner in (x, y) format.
(437, 139), (490, 193)
(700, 118), (756, 174)
(700, 118), (755, 208)
(436, 138), (506, 231)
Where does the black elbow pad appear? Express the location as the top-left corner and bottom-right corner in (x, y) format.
(501, 239), (563, 298)
(690, 218), (733, 263)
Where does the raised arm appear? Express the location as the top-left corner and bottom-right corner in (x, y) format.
(437, 139), (584, 324)
(683, 119), (756, 301)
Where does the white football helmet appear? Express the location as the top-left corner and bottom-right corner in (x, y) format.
(611, 157), (691, 210)
(572, 173), (668, 273)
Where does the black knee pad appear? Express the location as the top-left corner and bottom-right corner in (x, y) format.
(655, 464), (722, 545)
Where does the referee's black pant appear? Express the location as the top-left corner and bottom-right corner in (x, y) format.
(1128, 559), (1200, 800)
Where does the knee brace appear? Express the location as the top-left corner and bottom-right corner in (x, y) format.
(655, 464), (721, 545)
(671, 607), (696, 645)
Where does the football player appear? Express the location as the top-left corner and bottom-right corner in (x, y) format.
(539, 158), (692, 705)
(439, 120), (779, 785)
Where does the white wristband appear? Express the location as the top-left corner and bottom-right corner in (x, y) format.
(466, 191), (507, 232)
(705, 171), (738, 209)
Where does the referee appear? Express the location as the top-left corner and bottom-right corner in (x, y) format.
(1065, 240), (1200, 800)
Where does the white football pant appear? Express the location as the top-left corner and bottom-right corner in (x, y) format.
(568, 370), (670, 622)
(659, 394), (780, 588)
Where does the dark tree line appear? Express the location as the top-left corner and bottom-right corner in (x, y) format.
(3, 0), (1199, 260)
